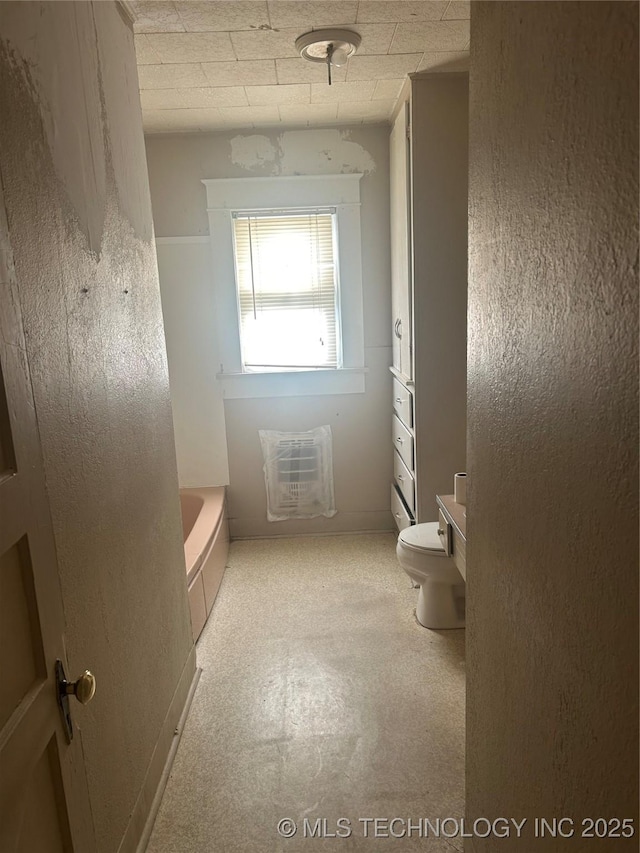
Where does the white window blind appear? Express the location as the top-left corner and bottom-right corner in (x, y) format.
(232, 209), (340, 371)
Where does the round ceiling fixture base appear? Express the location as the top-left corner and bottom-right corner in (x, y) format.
(295, 28), (361, 63)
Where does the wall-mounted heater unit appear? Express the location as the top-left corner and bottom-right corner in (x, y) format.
(259, 425), (337, 521)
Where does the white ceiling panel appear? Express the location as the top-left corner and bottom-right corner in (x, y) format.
(132, 2), (184, 33)
(143, 32), (236, 63)
(267, 1), (358, 29)
(337, 98), (396, 120)
(202, 60), (278, 86)
(246, 83), (310, 104)
(275, 57), (348, 84)
(138, 62), (209, 89)
(390, 19), (470, 52)
(176, 1), (270, 31)
(346, 53), (423, 80)
(135, 34), (163, 65)
(230, 27), (304, 60)
(135, 0), (470, 133)
(345, 23), (396, 55)
(372, 78), (406, 100)
(443, 1), (471, 20)
(140, 86), (249, 110)
(418, 50), (469, 72)
(310, 80), (376, 103)
(356, 1), (448, 23)
(218, 105), (281, 125)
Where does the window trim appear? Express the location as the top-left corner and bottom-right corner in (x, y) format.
(202, 174), (366, 399)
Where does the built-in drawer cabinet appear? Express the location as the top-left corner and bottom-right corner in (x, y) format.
(389, 76), (468, 531)
(392, 414), (414, 470)
(392, 378), (413, 428)
(391, 484), (413, 531)
(391, 373), (416, 531)
(394, 451), (415, 514)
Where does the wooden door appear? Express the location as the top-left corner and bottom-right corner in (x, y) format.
(390, 99), (413, 380)
(0, 182), (96, 850)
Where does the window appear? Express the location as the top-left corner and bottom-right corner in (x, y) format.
(203, 174), (365, 398)
(232, 209), (340, 371)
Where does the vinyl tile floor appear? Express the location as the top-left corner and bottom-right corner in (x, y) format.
(146, 533), (465, 853)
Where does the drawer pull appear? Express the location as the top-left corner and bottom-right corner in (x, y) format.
(395, 397), (403, 403)
(395, 437), (403, 443)
(397, 474), (404, 481)
(437, 528), (444, 536)
(395, 512), (401, 518)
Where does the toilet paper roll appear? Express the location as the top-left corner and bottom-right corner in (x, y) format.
(454, 473), (467, 506)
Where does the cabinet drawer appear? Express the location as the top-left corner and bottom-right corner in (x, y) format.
(392, 414), (414, 471)
(391, 484), (414, 532)
(437, 509), (452, 556)
(392, 378), (413, 428)
(394, 451), (415, 513)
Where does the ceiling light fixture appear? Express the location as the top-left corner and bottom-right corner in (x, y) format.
(295, 28), (361, 85)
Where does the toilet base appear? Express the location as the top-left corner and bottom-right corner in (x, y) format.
(416, 581), (465, 630)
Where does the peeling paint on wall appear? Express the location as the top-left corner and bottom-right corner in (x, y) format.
(229, 128), (376, 177)
(277, 129), (376, 176)
(230, 134), (277, 171)
(0, 2), (152, 250)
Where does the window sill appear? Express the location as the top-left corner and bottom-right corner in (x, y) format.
(216, 367), (368, 399)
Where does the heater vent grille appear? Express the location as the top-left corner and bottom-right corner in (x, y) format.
(259, 426), (336, 521)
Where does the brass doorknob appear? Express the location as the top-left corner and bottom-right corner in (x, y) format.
(64, 671), (96, 705)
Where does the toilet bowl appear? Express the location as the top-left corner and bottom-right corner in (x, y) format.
(396, 522), (465, 629)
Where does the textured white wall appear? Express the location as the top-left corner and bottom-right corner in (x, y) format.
(467, 3), (638, 849)
(0, 3), (194, 850)
(156, 238), (230, 487)
(146, 126), (394, 537)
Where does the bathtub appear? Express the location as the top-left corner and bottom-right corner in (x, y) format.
(179, 487), (229, 643)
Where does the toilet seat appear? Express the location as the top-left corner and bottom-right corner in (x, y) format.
(398, 522), (446, 555)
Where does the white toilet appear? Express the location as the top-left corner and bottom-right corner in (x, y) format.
(396, 522), (465, 629)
